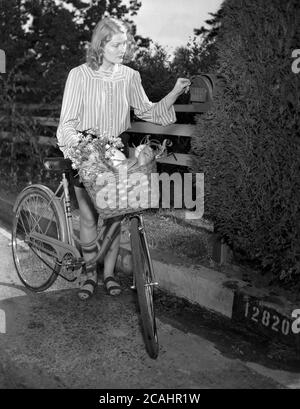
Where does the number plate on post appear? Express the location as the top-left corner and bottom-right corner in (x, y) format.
(232, 292), (300, 350)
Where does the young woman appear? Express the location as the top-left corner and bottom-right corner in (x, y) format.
(57, 16), (191, 300)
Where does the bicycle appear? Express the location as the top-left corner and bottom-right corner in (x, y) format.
(11, 138), (172, 359)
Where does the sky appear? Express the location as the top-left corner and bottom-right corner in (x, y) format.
(125, 0), (224, 54)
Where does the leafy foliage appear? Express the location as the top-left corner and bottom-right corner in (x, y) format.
(191, 0), (300, 279)
(0, 0), (143, 104)
(129, 43), (176, 101)
(171, 7), (224, 77)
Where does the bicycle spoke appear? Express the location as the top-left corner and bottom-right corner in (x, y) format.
(17, 210), (29, 236)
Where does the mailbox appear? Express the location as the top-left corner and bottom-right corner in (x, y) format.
(189, 74), (215, 104)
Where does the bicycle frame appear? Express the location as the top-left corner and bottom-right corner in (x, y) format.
(24, 172), (135, 282)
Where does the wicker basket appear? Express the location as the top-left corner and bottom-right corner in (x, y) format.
(79, 158), (160, 219)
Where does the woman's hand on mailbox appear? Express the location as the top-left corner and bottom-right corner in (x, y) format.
(172, 78), (191, 97)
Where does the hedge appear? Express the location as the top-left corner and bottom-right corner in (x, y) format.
(191, 0), (300, 279)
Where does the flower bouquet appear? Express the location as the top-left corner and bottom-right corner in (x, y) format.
(65, 128), (126, 183)
(65, 129), (159, 219)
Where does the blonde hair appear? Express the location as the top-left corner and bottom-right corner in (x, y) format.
(86, 17), (136, 70)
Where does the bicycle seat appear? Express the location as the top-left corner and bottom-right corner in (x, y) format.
(43, 157), (73, 172)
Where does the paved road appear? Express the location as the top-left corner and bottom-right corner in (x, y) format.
(0, 224), (299, 389)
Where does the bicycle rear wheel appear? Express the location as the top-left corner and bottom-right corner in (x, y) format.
(130, 216), (159, 359)
(12, 185), (66, 291)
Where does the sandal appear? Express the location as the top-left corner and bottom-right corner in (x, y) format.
(78, 266), (97, 301)
(103, 276), (121, 296)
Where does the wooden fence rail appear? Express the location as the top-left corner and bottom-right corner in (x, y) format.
(0, 102), (209, 167)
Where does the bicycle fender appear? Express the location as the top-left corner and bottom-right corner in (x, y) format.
(13, 184), (68, 244)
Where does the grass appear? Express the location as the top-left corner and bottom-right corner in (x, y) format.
(143, 208), (212, 265)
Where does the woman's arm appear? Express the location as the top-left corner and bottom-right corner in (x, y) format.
(164, 78), (191, 109)
(56, 67), (83, 158)
(130, 71), (191, 126)
(130, 71), (177, 126)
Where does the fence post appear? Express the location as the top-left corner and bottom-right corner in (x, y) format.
(210, 234), (233, 265)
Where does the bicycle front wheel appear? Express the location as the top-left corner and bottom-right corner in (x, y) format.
(130, 216), (159, 359)
(12, 185), (67, 292)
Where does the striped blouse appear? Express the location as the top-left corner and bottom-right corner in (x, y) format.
(56, 63), (176, 158)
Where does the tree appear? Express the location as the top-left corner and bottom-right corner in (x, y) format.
(0, 0), (33, 104)
(0, 0), (145, 104)
(129, 42), (176, 102)
(21, 0), (85, 103)
(171, 6), (225, 77)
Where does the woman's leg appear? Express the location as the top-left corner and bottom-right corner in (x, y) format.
(75, 186), (98, 299)
(75, 186), (121, 297)
(75, 186), (98, 254)
(103, 229), (121, 296)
